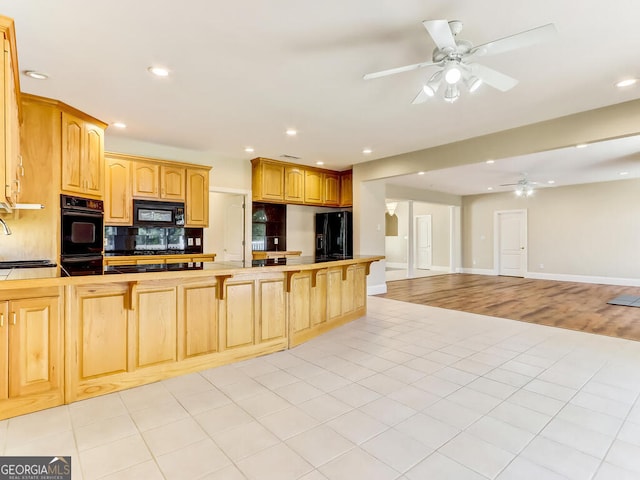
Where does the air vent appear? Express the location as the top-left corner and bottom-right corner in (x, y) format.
(280, 154), (301, 160)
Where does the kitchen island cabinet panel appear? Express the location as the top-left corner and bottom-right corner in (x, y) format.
(133, 284), (177, 368)
(178, 280), (218, 358)
(290, 273), (311, 333)
(222, 280), (255, 349)
(259, 278), (286, 342)
(311, 270), (327, 327)
(327, 268), (343, 321)
(76, 284), (129, 379)
(0, 287), (63, 420)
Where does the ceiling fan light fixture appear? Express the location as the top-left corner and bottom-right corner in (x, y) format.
(467, 75), (482, 93)
(444, 64), (462, 85)
(443, 84), (460, 103)
(515, 187), (524, 197)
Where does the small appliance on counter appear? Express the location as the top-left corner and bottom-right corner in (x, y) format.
(60, 194), (104, 276)
(315, 211), (352, 261)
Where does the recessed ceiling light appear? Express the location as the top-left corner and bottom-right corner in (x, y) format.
(547, 180), (555, 184)
(576, 143), (588, 148)
(418, 171), (425, 175)
(148, 66), (170, 77)
(112, 122), (126, 129)
(486, 159), (495, 164)
(316, 161), (324, 166)
(24, 70), (48, 80)
(286, 129), (297, 136)
(362, 148), (372, 154)
(487, 187), (493, 191)
(619, 171), (629, 176)
(616, 78), (638, 88)
(244, 147), (254, 153)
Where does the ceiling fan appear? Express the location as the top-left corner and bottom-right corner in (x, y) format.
(500, 176), (538, 196)
(363, 20), (557, 104)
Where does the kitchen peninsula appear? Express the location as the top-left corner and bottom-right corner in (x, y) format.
(0, 255), (382, 420)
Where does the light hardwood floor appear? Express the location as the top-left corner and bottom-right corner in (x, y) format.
(379, 274), (640, 342)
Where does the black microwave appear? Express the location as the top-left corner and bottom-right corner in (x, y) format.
(133, 200), (185, 227)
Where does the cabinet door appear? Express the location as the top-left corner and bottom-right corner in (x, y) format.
(71, 284), (129, 382)
(186, 168), (209, 227)
(8, 297), (61, 398)
(323, 173), (340, 206)
(160, 165), (185, 201)
(61, 112), (84, 194)
(284, 166), (304, 203)
(178, 281), (218, 359)
(260, 162), (285, 201)
(105, 157), (132, 225)
(84, 122), (104, 197)
(132, 284), (177, 368)
(0, 302), (7, 400)
(340, 171), (352, 207)
(132, 161), (160, 198)
(304, 170), (323, 204)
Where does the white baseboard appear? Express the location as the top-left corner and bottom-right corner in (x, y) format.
(386, 262), (407, 269)
(526, 271), (640, 287)
(461, 268), (497, 275)
(367, 284), (387, 295)
(461, 268), (640, 287)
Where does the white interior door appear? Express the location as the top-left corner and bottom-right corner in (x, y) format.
(415, 215), (432, 270)
(223, 194), (245, 261)
(497, 210), (526, 277)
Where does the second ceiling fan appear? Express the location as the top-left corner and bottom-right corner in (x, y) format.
(363, 20), (557, 104)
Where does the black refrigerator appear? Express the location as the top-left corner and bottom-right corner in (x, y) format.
(315, 211), (353, 261)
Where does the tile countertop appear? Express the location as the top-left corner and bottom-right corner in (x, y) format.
(0, 267), (60, 281)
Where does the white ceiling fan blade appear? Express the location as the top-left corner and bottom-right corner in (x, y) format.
(470, 23), (557, 57)
(363, 60), (437, 80)
(422, 20), (457, 51)
(411, 89), (430, 104)
(471, 63), (518, 92)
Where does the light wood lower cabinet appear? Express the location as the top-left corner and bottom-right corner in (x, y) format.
(0, 288), (63, 420)
(67, 266), (366, 401)
(178, 280), (218, 359)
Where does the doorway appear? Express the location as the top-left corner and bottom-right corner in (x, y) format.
(205, 192), (246, 263)
(415, 214), (432, 270)
(494, 209), (527, 277)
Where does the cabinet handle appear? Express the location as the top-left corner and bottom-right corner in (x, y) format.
(0, 313), (3, 327)
(12, 312), (16, 325)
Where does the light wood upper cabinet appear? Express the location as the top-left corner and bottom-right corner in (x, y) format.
(160, 165), (185, 201)
(0, 18), (22, 209)
(132, 161), (160, 198)
(186, 167), (209, 227)
(252, 158), (285, 202)
(284, 166), (304, 202)
(323, 172), (340, 206)
(304, 170), (323, 205)
(340, 171), (352, 207)
(105, 156), (132, 225)
(252, 157), (350, 208)
(61, 112), (104, 198)
(133, 161), (186, 201)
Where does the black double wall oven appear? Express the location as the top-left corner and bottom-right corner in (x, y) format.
(60, 194), (104, 276)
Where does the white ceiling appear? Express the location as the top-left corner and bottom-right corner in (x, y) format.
(3, 0), (640, 192)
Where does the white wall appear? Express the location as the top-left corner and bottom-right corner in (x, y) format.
(104, 136), (251, 190)
(462, 178), (640, 283)
(385, 201), (451, 269)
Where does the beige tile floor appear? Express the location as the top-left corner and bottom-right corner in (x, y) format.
(2, 296), (640, 479)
